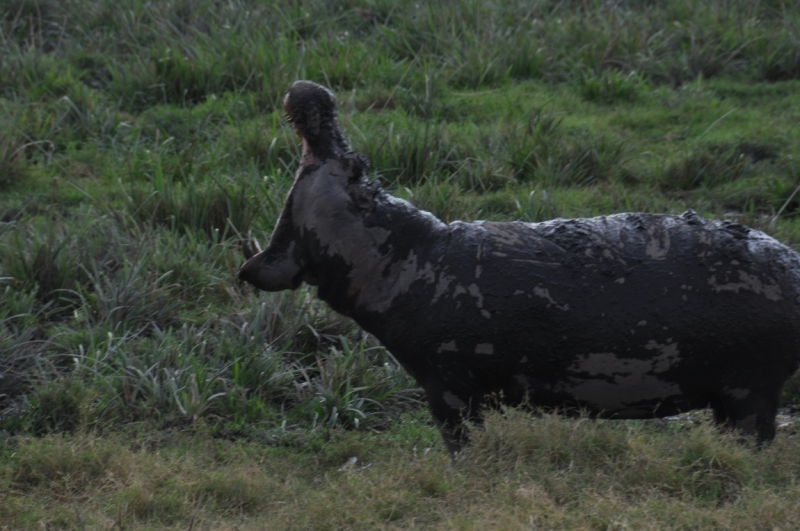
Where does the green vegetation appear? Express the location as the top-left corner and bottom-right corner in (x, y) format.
(1, 0), (799, 528)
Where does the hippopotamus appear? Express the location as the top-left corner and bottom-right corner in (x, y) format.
(239, 80), (800, 453)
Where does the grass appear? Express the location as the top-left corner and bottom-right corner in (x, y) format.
(1, 0), (800, 528)
(2, 412), (799, 529)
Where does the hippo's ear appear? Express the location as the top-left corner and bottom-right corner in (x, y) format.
(356, 152), (371, 172)
(348, 183), (376, 211)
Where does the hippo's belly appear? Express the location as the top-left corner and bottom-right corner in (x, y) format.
(514, 352), (696, 418)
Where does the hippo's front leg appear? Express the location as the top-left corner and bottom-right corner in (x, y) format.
(424, 380), (478, 455)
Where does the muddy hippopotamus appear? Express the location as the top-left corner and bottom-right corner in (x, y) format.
(239, 80), (800, 453)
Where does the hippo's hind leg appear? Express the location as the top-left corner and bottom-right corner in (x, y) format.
(711, 385), (781, 444)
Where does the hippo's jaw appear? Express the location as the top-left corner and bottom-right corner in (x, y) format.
(238, 187), (311, 292)
(238, 241), (305, 291)
(283, 80), (350, 164)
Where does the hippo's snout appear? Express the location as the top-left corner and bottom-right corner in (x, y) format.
(238, 245), (303, 292)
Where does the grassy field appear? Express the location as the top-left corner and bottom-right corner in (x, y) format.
(2, 0), (800, 528)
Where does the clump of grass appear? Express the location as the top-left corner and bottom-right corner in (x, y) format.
(469, 408), (632, 474)
(656, 142), (773, 191)
(503, 108), (627, 187)
(0, 298), (49, 422)
(305, 337), (419, 430)
(468, 407), (754, 504)
(22, 377), (96, 434)
(78, 255), (181, 331)
(0, 132), (28, 189)
(362, 118), (459, 185)
(1, 219), (91, 311)
(121, 171), (273, 237)
(12, 432), (133, 493)
(7, 432), (193, 524)
(216, 114), (300, 173)
(579, 69), (649, 104)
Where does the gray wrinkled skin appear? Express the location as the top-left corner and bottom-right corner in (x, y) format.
(240, 81), (800, 454)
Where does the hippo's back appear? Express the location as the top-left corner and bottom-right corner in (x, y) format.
(480, 211), (798, 286)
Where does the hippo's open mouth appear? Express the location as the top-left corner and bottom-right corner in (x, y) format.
(282, 80), (351, 162)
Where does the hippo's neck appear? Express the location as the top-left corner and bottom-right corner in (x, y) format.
(308, 189), (449, 332)
(303, 126), (350, 163)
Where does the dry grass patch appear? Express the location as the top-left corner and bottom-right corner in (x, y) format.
(3, 412), (799, 529)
